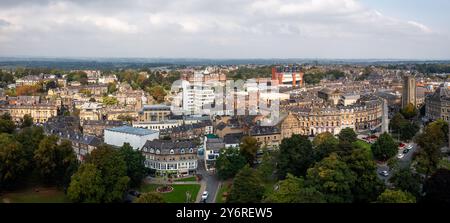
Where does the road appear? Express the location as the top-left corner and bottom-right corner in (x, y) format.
(196, 157), (220, 203)
(376, 143), (417, 183)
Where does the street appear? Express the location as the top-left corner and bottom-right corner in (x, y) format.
(196, 158), (220, 203)
(376, 143), (418, 183)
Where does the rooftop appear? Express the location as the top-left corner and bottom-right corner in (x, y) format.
(106, 125), (158, 136)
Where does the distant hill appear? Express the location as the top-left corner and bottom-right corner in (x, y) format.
(0, 57), (449, 70)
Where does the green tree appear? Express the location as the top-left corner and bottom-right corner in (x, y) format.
(20, 114), (33, 128)
(389, 168), (421, 197)
(263, 174), (325, 203)
(0, 113), (16, 134)
(67, 163), (105, 203)
(414, 120), (446, 177)
(85, 145), (130, 202)
(239, 136), (259, 166)
(135, 192), (166, 203)
(344, 149), (385, 202)
(256, 149), (278, 182)
(227, 165), (265, 203)
(117, 115), (134, 123)
(371, 132), (398, 161)
(389, 113), (406, 133)
(313, 132), (339, 161)
(377, 189), (416, 203)
(338, 128), (357, 143)
(216, 147), (247, 180)
(79, 89), (92, 97)
(0, 134), (28, 186)
(107, 82), (117, 94)
(148, 85), (167, 103)
(400, 122), (420, 141)
(400, 103), (418, 119)
(102, 96), (119, 106)
(277, 134), (314, 179)
(118, 143), (146, 188)
(306, 153), (356, 203)
(34, 136), (78, 185)
(14, 126), (44, 161)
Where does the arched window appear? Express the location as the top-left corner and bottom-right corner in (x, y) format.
(169, 149), (174, 154)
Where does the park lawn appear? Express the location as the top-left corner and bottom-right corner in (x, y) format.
(216, 181), (232, 203)
(438, 158), (450, 170)
(354, 140), (373, 158)
(140, 184), (200, 203)
(174, 176), (197, 182)
(1, 187), (69, 203)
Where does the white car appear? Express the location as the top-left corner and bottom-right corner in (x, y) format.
(201, 191), (209, 200)
(397, 153), (405, 159)
(379, 170), (389, 177)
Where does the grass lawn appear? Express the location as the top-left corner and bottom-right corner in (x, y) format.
(1, 187), (69, 203)
(438, 158), (450, 170)
(140, 184), (200, 203)
(174, 176), (197, 182)
(216, 181), (232, 203)
(354, 140), (373, 158)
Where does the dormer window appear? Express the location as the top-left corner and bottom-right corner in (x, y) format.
(169, 149), (174, 154)
(180, 149), (185, 154)
(189, 148), (194, 153)
(156, 149), (160, 155)
(150, 148), (154, 153)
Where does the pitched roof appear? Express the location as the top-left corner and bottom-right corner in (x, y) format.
(106, 126), (158, 136)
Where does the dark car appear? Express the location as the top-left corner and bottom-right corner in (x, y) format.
(403, 149), (410, 154)
(129, 190), (141, 197)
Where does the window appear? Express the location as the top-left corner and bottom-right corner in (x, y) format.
(189, 148), (194, 153)
(170, 149), (174, 154)
(156, 149), (160, 155)
(180, 149), (185, 154)
(150, 148), (154, 153)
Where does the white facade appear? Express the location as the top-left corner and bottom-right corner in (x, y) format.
(132, 120), (180, 131)
(104, 126), (159, 150)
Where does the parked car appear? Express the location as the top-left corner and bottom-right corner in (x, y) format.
(201, 191), (209, 200)
(379, 170), (389, 177)
(129, 190), (141, 197)
(397, 153), (405, 159)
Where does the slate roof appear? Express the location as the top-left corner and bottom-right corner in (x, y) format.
(106, 126), (158, 136)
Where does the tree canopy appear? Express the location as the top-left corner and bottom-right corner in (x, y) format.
(0, 133), (28, 187)
(216, 147), (247, 180)
(118, 143), (146, 188)
(135, 192), (165, 203)
(227, 165), (265, 203)
(337, 128), (357, 143)
(305, 153), (356, 203)
(371, 132), (398, 161)
(277, 134), (314, 179)
(239, 136), (260, 166)
(377, 189), (416, 203)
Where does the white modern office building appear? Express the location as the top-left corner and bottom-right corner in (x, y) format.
(104, 125), (159, 149)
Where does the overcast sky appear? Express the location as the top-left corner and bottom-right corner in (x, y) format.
(0, 0), (449, 59)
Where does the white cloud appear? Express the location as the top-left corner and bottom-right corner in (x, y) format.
(407, 21), (432, 34)
(0, 0), (446, 58)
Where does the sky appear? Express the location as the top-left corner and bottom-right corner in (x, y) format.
(0, 0), (449, 59)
